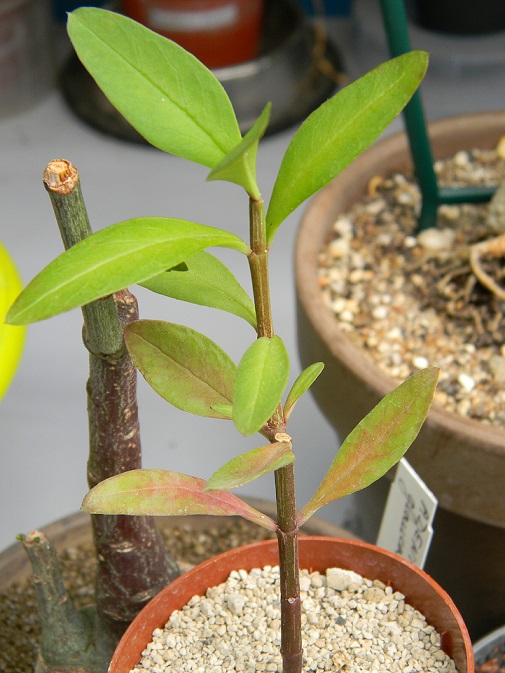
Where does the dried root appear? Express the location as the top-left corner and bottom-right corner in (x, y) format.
(470, 232), (505, 300)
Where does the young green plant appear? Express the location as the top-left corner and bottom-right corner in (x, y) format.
(7, 9), (435, 673)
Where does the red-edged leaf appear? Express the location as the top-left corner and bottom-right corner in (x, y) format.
(82, 469), (276, 531)
(204, 440), (295, 491)
(298, 368), (439, 525)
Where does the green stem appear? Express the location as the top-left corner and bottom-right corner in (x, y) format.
(43, 160), (179, 637)
(248, 196), (274, 338)
(43, 160), (124, 357)
(248, 195), (302, 673)
(20, 531), (113, 673)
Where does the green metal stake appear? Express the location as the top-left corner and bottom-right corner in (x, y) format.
(380, 0), (496, 231)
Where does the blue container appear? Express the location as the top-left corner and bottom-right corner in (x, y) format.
(296, 0), (352, 17)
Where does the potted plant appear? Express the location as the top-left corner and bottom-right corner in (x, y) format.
(5, 7), (472, 672)
(295, 110), (505, 641)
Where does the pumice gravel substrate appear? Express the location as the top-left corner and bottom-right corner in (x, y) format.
(318, 144), (505, 429)
(133, 565), (457, 673)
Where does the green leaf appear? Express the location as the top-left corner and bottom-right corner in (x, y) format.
(266, 51), (429, 243)
(7, 218), (250, 325)
(210, 403), (233, 420)
(204, 439), (295, 491)
(82, 469), (276, 531)
(0, 242), (26, 401)
(298, 368), (439, 525)
(125, 321), (236, 418)
(140, 251), (257, 328)
(207, 103), (271, 198)
(284, 362), (324, 422)
(233, 336), (289, 436)
(67, 8), (242, 167)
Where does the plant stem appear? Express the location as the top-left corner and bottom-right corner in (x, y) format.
(43, 159), (180, 636)
(20, 531), (113, 673)
(248, 196), (274, 339)
(275, 463), (303, 673)
(248, 196), (302, 673)
(43, 159), (124, 357)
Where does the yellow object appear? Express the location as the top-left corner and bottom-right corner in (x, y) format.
(0, 242), (26, 400)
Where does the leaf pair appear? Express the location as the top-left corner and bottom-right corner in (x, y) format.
(125, 320), (289, 436)
(7, 12), (428, 327)
(7, 220), (250, 325)
(82, 368), (439, 526)
(68, 7), (429, 239)
(82, 469), (278, 531)
(67, 8), (266, 198)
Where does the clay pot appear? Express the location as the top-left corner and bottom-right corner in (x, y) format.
(108, 536), (474, 673)
(294, 111), (505, 639)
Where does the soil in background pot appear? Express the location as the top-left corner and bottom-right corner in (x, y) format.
(318, 143), (505, 430)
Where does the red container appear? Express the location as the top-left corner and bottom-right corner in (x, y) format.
(108, 537), (474, 673)
(121, 0), (264, 68)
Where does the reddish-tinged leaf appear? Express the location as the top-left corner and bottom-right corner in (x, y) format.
(204, 440), (295, 491)
(125, 321), (235, 418)
(298, 368), (439, 525)
(82, 469), (276, 530)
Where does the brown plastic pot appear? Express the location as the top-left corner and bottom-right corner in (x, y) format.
(108, 536), (473, 673)
(294, 111), (505, 639)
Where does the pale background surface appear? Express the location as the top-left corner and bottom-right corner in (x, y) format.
(1, 3), (504, 551)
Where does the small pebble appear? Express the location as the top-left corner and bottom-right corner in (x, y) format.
(413, 356), (429, 370)
(458, 373), (476, 392)
(417, 228), (455, 251)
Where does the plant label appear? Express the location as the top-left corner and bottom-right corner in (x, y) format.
(376, 458), (437, 569)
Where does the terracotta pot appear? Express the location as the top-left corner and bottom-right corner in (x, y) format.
(294, 111), (505, 639)
(121, 0), (264, 69)
(108, 536), (474, 673)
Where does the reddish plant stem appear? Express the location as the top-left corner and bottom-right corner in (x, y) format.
(86, 290), (180, 634)
(248, 196), (302, 673)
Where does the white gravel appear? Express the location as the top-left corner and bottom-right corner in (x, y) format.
(132, 566), (458, 673)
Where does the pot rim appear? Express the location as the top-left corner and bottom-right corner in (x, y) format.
(473, 623), (505, 663)
(109, 536), (473, 673)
